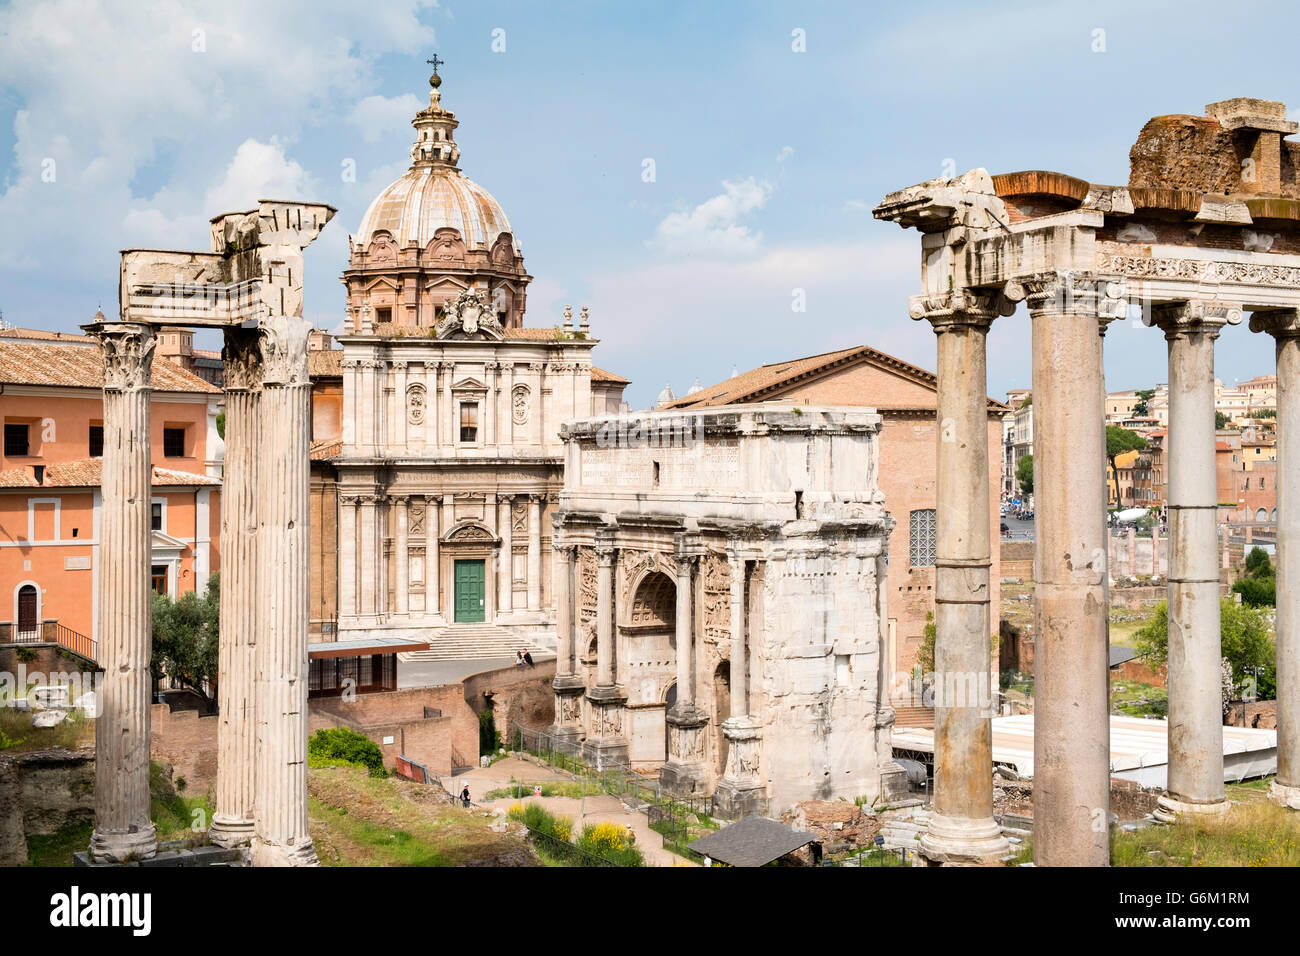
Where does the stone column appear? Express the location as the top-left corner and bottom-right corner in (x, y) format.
(396, 496), (410, 617)
(498, 495), (513, 614)
(87, 323), (158, 863)
(210, 327), (261, 849)
(393, 362), (407, 451)
(714, 545), (766, 818)
(427, 495), (441, 620)
(1153, 301), (1232, 820)
(359, 496), (377, 618)
(550, 538), (584, 751)
(662, 533), (709, 795)
(1026, 273), (1116, 866)
(914, 294), (1009, 865)
(1250, 309), (1300, 809)
(527, 495), (543, 610)
(584, 529), (628, 768)
(251, 315), (317, 867)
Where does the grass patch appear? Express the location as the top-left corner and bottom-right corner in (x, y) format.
(1110, 680), (1167, 717)
(485, 779), (591, 800)
(25, 819), (94, 867)
(149, 761), (213, 843)
(1111, 802), (1300, 866)
(0, 708), (95, 754)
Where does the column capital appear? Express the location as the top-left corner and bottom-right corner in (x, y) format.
(908, 289), (1006, 331)
(258, 315), (312, 386)
(1152, 300), (1242, 339)
(85, 322), (156, 392)
(1022, 271), (1127, 323)
(221, 326), (264, 391)
(1248, 307), (1300, 339)
(594, 527), (617, 564)
(391, 360), (408, 372)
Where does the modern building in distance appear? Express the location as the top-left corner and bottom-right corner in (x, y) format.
(664, 344), (1007, 682)
(0, 328), (223, 650)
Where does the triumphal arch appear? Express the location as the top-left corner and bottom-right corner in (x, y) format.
(551, 403), (903, 816)
(85, 200), (334, 865)
(875, 97), (1300, 866)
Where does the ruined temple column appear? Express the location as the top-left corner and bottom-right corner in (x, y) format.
(498, 495), (513, 614)
(527, 495), (543, 610)
(87, 323), (158, 863)
(1153, 302), (1232, 820)
(250, 316), (318, 867)
(1251, 309), (1300, 809)
(210, 328), (261, 849)
(1027, 274), (1116, 866)
(915, 295), (1009, 866)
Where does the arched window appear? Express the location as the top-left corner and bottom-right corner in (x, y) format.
(16, 584), (38, 637)
(1256, 508), (1268, 522)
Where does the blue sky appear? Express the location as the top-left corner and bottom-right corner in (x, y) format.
(0, 0), (1292, 408)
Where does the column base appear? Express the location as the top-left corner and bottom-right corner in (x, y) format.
(552, 673), (586, 693)
(711, 779), (768, 820)
(581, 737), (629, 769)
(89, 823), (158, 864)
(543, 723), (584, 756)
(1153, 795), (1231, 823)
(250, 837), (319, 867)
(207, 816), (255, 849)
(659, 760), (710, 797)
(1268, 780), (1300, 810)
(917, 813), (1011, 866)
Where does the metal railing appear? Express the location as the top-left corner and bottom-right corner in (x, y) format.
(0, 619), (97, 663)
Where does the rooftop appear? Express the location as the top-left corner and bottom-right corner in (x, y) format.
(0, 459), (221, 488)
(0, 339), (220, 393)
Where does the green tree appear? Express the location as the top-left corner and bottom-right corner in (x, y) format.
(1015, 454), (1033, 495)
(1132, 388), (1156, 417)
(151, 574), (220, 701)
(1233, 547), (1276, 606)
(307, 727), (387, 777)
(1105, 426), (1148, 506)
(1215, 410), (1232, 430)
(216, 410), (226, 440)
(1135, 599), (1276, 698)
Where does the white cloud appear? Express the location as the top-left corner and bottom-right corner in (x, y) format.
(776, 145), (795, 163)
(842, 199), (872, 212)
(649, 177), (774, 257)
(347, 93), (424, 143)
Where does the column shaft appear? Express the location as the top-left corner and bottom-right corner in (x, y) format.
(528, 496), (543, 610)
(1030, 290), (1110, 867)
(555, 545), (574, 676)
(596, 546), (615, 687)
(211, 330), (260, 848)
(338, 497), (357, 619)
(428, 495), (441, 618)
(728, 552), (746, 716)
(89, 324), (158, 863)
(1160, 312), (1226, 810)
(675, 558), (694, 709)
(1272, 323), (1300, 805)
(920, 312), (1008, 865)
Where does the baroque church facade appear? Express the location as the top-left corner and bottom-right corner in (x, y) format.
(314, 70), (627, 651)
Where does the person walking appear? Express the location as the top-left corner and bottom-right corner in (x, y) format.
(460, 784), (471, 808)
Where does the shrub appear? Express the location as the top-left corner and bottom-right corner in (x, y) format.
(15, 648), (37, 664)
(478, 708), (500, 756)
(577, 821), (645, 867)
(1233, 574), (1276, 608)
(506, 801), (573, 843)
(307, 727), (387, 777)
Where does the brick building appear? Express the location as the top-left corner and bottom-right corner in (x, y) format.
(0, 330), (222, 650)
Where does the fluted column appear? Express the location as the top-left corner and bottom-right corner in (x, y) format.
(713, 543), (765, 818)
(87, 322), (158, 863)
(1154, 301), (1233, 820)
(250, 315), (317, 867)
(527, 495), (543, 610)
(1251, 308), (1300, 810)
(396, 495), (410, 617)
(498, 495), (513, 614)
(210, 327), (261, 849)
(1027, 273), (1117, 866)
(913, 293), (1009, 866)
(595, 541), (615, 687)
(661, 531), (709, 796)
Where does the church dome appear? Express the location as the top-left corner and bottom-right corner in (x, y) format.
(355, 167), (516, 252)
(352, 72), (519, 255)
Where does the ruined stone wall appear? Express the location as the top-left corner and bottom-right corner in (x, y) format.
(0, 747), (95, 865)
(150, 702), (220, 794)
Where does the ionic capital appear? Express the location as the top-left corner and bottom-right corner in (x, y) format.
(1151, 300), (1242, 341)
(1023, 271), (1127, 323)
(908, 289), (1004, 332)
(1248, 307), (1300, 340)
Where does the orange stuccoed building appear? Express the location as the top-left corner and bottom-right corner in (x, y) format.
(0, 328), (223, 652)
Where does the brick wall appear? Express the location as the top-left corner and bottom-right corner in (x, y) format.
(1000, 540), (1034, 580)
(150, 702), (219, 792)
(310, 684), (479, 775)
(1225, 699), (1277, 729)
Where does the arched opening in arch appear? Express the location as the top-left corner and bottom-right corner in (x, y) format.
(629, 571), (675, 632)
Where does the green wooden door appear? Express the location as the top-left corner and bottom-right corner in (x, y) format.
(454, 559), (486, 623)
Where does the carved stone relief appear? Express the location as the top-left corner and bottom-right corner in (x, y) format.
(407, 383), (426, 425)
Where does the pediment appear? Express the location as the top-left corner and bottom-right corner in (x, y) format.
(451, 377), (487, 391)
(362, 275), (400, 293)
(151, 530), (187, 552)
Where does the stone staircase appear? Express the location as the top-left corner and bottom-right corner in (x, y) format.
(397, 623), (549, 663)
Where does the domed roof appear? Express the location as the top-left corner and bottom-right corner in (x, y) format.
(352, 75), (520, 255)
(355, 166), (516, 252)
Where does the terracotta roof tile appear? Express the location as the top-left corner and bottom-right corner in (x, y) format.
(665, 344), (1008, 412)
(591, 366), (629, 384)
(0, 340), (220, 393)
(308, 349), (343, 378)
(0, 458), (220, 488)
(310, 438), (342, 461)
(0, 327), (94, 344)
